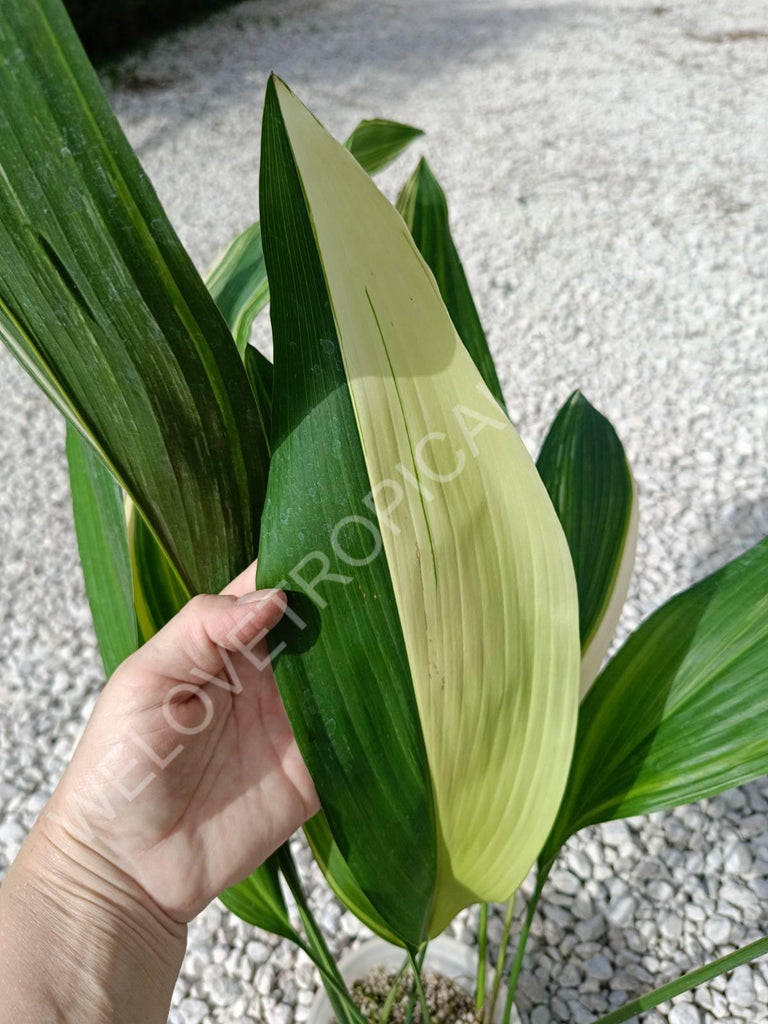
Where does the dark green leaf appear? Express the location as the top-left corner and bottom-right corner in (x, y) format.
(304, 813), (402, 946)
(220, 854), (301, 945)
(204, 118), (423, 359)
(541, 537), (768, 865)
(244, 346), (273, 450)
(594, 934), (768, 1024)
(0, 0), (268, 595)
(396, 158), (505, 409)
(344, 118), (424, 175)
(66, 424), (137, 676)
(257, 76), (436, 947)
(536, 391), (637, 695)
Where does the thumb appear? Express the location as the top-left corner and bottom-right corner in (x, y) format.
(116, 588), (287, 692)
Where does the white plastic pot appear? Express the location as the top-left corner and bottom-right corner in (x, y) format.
(306, 935), (504, 1024)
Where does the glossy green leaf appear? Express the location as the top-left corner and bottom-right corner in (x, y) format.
(536, 391), (638, 696)
(258, 77), (579, 944)
(66, 425), (137, 677)
(244, 346), (273, 448)
(344, 118), (424, 175)
(0, 0), (267, 596)
(396, 158), (505, 409)
(259, 79), (436, 947)
(304, 813), (402, 947)
(541, 537), (768, 866)
(220, 854), (301, 945)
(204, 118), (423, 359)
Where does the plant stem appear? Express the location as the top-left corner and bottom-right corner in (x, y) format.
(404, 946), (428, 1024)
(500, 867), (549, 1024)
(592, 934), (768, 1024)
(276, 846), (365, 1024)
(476, 902), (489, 1012)
(379, 955), (410, 1024)
(407, 948), (432, 1024)
(484, 899), (516, 1024)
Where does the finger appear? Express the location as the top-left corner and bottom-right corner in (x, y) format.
(119, 588), (286, 691)
(220, 558), (259, 599)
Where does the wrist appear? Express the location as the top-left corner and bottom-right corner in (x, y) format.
(0, 810), (186, 1023)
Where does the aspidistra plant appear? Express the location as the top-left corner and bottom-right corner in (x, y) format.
(1, 2), (767, 1023)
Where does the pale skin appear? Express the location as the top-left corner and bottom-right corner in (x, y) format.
(0, 561), (319, 1023)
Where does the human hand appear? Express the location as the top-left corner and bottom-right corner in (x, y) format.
(46, 561), (319, 921)
(0, 563), (318, 1023)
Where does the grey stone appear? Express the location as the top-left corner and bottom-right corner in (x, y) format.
(585, 954), (613, 981)
(601, 822), (630, 848)
(576, 914), (606, 942)
(608, 896), (636, 928)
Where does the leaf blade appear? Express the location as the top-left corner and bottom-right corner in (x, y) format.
(0, 0), (268, 594)
(66, 424), (137, 677)
(261, 76), (580, 940)
(205, 222), (270, 358)
(541, 537), (768, 864)
(258, 77), (437, 947)
(536, 391), (638, 696)
(304, 813), (403, 947)
(204, 118), (424, 359)
(220, 854), (301, 945)
(396, 158), (506, 409)
(344, 118), (424, 175)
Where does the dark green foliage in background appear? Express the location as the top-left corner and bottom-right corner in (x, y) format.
(63, 0), (242, 60)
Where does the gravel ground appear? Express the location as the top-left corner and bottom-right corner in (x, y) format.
(1, 0), (767, 1021)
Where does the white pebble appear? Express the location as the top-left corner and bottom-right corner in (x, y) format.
(726, 965), (756, 1008)
(608, 896), (636, 928)
(660, 913), (683, 941)
(266, 1005), (293, 1024)
(724, 841), (753, 874)
(704, 916), (732, 945)
(669, 1004), (701, 1024)
(246, 940), (271, 965)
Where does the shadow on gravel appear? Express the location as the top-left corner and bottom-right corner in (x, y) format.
(694, 495), (768, 578)
(107, 1), (588, 156)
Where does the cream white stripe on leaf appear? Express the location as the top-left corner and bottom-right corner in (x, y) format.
(273, 78), (581, 933)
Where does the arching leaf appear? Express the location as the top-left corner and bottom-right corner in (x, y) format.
(258, 76), (580, 943)
(0, 0), (268, 596)
(205, 119), (424, 358)
(541, 537), (768, 866)
(396, 158), (505, 409)
(66, 425), (137, 677)
(536, 391), (638, 695)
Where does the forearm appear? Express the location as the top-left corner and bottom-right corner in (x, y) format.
(0, 813), (186, 1024)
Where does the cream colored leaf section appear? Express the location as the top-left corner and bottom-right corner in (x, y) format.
(275, 79), (580, 934)
(580, 483), (639, 698)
